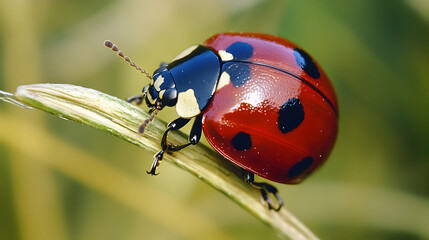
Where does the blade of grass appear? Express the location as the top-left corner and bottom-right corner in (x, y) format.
(0, 114), (235, 240)
(5, 83), (318, 240)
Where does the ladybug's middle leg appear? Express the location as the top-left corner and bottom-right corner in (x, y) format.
(245, 171), (284, 211)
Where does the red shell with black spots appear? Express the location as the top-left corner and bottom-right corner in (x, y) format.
(201, 33), (338, 184)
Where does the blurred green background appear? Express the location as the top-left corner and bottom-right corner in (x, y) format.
(1, 0), (428, 239)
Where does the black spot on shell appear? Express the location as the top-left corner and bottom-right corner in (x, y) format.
(278, 97), (304, 133)
(293, 48), (320, 79)
(226, 42), (254, 60)
(231, 132), (252, 151)
(288, 157), (313, 178)
(223, 63), (251, 88)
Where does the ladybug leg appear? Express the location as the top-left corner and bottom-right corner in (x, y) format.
(245, 172), (284, 211)
(147, 115), (203, 175)
(161, 117), (191, 150)
(146, 118), (191, 175)
(147, 146), (167, 175)
(168, 114), (203, 151)
(127, 84), (150, 105)
(126, 94), (144, 105)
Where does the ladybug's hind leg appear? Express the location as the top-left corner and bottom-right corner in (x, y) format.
(147, 115), (203, 175)
(245, 172), (284, 211)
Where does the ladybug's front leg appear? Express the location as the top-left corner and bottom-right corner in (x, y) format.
(126, 94), (144, 105)
(168, 114), (203, 150)
(147, 147), (167, 175)
(245, 172), (284, 211)
(127, 84), (150, 106)
(147, 118), (190, 175)
(147, 115), (203, 175)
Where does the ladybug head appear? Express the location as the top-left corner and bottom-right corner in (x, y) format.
(143, 66), (178, 111)
(104, 40), (178, 111)
(104, 40), (178, 133)
(135, 67), (178, 134)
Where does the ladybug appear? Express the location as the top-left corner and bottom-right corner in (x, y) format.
(105, 33), (338, 211)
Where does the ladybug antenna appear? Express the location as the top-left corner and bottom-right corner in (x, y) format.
(138, 104), (160, 134)
(104, 40), (152, 80)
